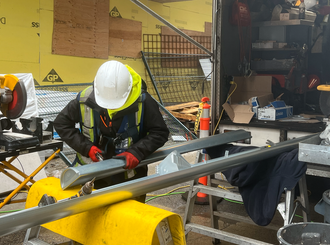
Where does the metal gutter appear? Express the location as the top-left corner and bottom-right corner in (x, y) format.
(0, 134), (315, 236)
(60, 130), (251, 189)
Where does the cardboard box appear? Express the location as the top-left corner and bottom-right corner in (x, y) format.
(249, 93), (274, 117)
(250, 97), (259, 117)
(280, 13), (290, 21)
(222, 76), (273, 124)
(258, 100), (293, 121)
(222, 103), (254, 124)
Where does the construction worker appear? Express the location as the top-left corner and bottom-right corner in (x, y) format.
(53, 60), (169, 202)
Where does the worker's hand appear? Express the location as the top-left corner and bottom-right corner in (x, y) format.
(88, 146), (103, 162)
(116, 151), (139, 169)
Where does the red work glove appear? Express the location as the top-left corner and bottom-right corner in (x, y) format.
(88, 146), (103, 162)
(117, 151), (140, 169)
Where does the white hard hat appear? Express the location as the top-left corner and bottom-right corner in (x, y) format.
(94, 61), (132, 109)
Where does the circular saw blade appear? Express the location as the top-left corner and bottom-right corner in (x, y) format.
(319, 91), (330, 117)
(7, 81), (27, 119)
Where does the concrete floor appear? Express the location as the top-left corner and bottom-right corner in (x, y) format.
(0, 151), (329, 245)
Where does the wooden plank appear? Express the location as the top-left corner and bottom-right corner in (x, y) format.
(170, 111), (196, 121)
(182, 108), (199, 114)
(165, 102), (200, 111)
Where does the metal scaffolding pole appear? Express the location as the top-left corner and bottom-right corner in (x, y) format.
(0, 134), (315, 237)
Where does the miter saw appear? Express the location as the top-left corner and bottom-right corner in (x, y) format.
(0, 74), (27, 131)
(0, 74), (42, 152)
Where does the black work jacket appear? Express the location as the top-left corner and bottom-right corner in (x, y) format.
(53, 89), (169, 162)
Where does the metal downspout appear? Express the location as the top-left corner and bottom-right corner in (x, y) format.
(60, 130), (251, 189)
(0, 134), (316, 236)
(130, 0), (212, 57)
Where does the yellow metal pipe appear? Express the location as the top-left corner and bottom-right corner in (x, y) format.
(0, 148), (60, 209)
(4, 199), (26, 204)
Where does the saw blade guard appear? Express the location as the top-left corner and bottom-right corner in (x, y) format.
(7, 81), (27, 119)
(0, 74), (27, 119)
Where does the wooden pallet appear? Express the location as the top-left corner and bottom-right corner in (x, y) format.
(165, 102), (200, 121)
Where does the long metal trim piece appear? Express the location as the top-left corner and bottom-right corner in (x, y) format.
(60, 130), (251, 189)
(0, 134), (316, 236)
(130, 0), (212, 57)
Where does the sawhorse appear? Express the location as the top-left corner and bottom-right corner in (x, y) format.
(0, 140), (63, 208)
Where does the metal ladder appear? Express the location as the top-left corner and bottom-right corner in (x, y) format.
(183, 151), (310, 245)
(23, 226), (82, 245)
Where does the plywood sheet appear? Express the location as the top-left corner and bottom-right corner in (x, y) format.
(52, 0), (109, 59)
(109, 17), (142, 58)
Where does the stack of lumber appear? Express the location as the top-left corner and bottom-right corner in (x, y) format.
(165, 102), (200, 122)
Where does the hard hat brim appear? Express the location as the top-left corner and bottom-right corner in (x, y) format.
(95, 91), (130, 109)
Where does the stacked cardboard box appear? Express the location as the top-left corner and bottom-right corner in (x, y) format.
(223, 76), (293, 123)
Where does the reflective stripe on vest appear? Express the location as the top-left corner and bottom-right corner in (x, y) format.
(77, 86), (143, 166)
(79, 86), (95, 143)
(76, 86), (95, 166)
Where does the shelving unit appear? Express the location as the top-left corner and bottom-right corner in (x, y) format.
(252, 48), (299, 51)
(253, 19), (315, 27)
(251, 18), (314, 74)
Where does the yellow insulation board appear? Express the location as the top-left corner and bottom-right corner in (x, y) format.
(0, 0), (212, 85)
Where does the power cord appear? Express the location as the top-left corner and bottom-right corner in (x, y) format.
(212, 81), (237, 135)
(145, 185), (190, 202)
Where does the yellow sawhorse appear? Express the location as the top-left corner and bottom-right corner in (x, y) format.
(0, 141), (63, 209)
(25, 177), (186, 245)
